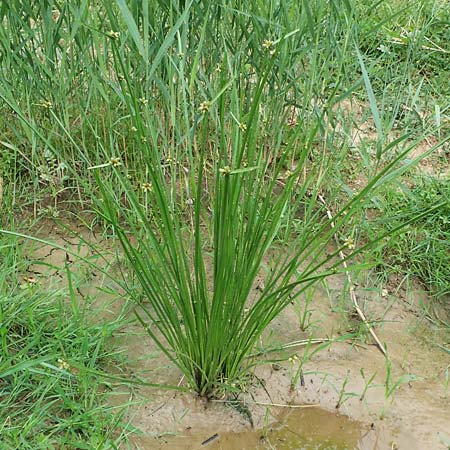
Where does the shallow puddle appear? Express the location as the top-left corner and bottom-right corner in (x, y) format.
(266, 407), (362, 450)
(145, 407), (365, 450)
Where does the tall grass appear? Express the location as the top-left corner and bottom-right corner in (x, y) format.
(0, 0), (447, 400)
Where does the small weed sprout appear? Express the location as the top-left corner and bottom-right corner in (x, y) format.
(296, 287), (315, 331)
(335, 370), (359, 409)
(359, 368), (378, 402)
(380, 355), (418, 419)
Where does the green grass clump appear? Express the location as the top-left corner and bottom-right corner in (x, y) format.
(370, 176), (450, 298)
(0, 237), (127, 449)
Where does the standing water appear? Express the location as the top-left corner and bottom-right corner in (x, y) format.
(150, 407), (365, 450)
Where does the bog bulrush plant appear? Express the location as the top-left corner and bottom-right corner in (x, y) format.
(87, 51), (443, 399)
(0, 0), (446, 403)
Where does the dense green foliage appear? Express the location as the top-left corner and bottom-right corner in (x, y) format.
(371, 176), (450, 297)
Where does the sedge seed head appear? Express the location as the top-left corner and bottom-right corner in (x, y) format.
(262, 39), (276, 54)
(219, 165), (231, 176)
(109, 157), (122, 167)
(58, 358), (70, 370)
(262, 39), (273, 49)
(343, 237), (355, 250)
(198, 101), (210, 113)
(39, 100), (53, 109)
(142, 182), (152, 192)
(106, 30), (120, 40)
